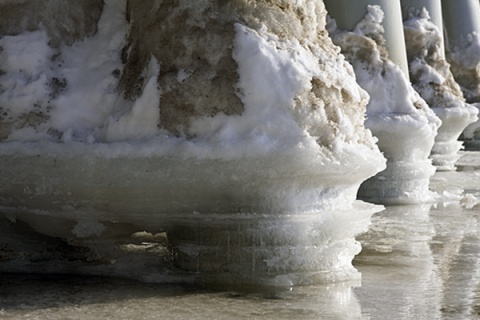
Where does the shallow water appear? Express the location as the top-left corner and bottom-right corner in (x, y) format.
(1, 152), (480, 320)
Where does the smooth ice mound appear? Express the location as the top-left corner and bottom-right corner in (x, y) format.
(0, 0), (385, 285)
(328, 6), (440, 204)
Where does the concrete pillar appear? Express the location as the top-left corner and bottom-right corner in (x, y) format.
(401, 0), (445, 57)
(442, 0), (480, 51)
(324, 0), (410, 78)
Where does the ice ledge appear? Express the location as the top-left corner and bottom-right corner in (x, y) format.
(0, 140), (384, 285)
(0, 140), (383, 219)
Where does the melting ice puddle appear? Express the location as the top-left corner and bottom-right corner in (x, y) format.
(1, 151), (480, 319)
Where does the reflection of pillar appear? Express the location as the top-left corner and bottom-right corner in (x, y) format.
(324, 0), (409, 78)
(401, 0), (445, 56)
(429, 203), (480, 318)
(355, 204), (442, 319)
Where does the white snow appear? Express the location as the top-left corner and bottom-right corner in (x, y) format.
(48, 0), (129, 140)
(103, 58), (161, 142)
(0, 31), (52, 123)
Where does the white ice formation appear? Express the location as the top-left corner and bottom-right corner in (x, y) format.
(0, 0), (385, 285)
(402, 8), (478, 170)
(328, 6), (440, 204)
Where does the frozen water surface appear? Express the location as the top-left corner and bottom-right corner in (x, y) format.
(1, 151), (480, 319)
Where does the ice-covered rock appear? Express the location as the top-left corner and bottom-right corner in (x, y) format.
(0, 0), (385, 285)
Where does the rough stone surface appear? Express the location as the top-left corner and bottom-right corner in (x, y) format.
(120, 0), (363, 138)
(0, 0), (104, 47)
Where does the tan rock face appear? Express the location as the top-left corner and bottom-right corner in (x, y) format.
(120, 1), (243, 136)
(120, 0), (333, 136)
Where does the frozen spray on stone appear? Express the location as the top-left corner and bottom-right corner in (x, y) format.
(0, 0), (385, 285)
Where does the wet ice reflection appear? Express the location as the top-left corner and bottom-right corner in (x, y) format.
(1, 152), (480, 319)
(355, 204), (442, 319)
(354, 199), (480, 319)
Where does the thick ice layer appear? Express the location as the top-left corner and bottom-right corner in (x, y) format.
(0, 199), (381, 286)
(0, 1), (385, 285)
(0, 140), (382, 221)
(403, 8), (478, 170)
(169, 202), (379, 286)
(0, 138), (383, 285)
(328, 6), (440, 204)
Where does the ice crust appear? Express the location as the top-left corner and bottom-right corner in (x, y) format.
(328, 6), (440, 204)
(0, 0), (385, 285)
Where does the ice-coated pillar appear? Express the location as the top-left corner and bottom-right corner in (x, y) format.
(442, 0), (480, 146)
(324, 0), (409, 79)
(442, 0), (480, 100)
(401, 0), (478, 170)
(401, 0), (445, 56)
(327, 2), (441, 203)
